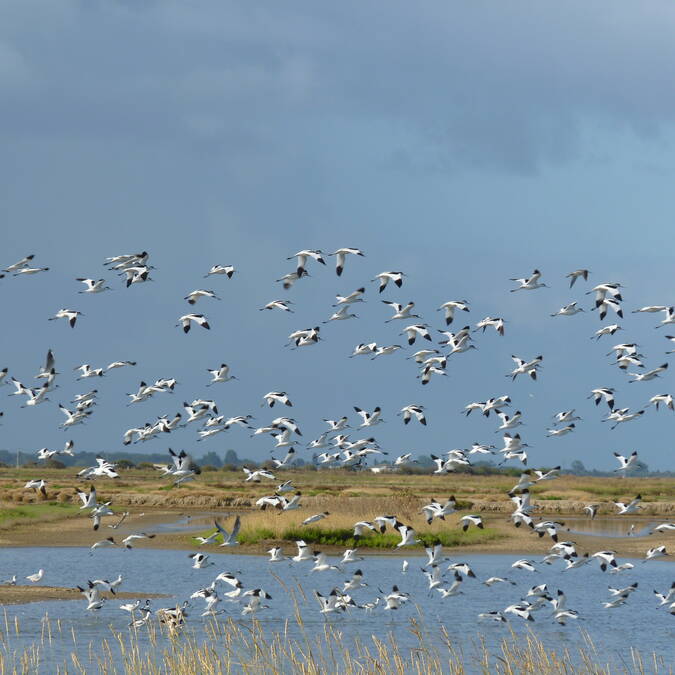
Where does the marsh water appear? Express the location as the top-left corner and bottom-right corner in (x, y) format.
(0, 546), (673, 672)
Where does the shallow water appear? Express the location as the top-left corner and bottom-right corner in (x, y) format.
(0, 547), (673, 672)
(564, 517), (657, 538)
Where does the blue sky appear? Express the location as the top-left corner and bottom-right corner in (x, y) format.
(1, 1), (675, 469)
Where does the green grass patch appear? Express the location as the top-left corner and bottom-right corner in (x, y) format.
(236, 528), (276, 545)
(232, 526), (504, 548)
(0, 502), (80, 527)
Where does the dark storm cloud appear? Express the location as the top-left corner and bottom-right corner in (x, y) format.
(2, 1), (675, 171)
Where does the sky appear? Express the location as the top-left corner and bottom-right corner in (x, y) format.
(1, 1), (675, 470)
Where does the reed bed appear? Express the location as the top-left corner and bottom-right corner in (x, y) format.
(2, 470), (673, 515)
(0, 609), (670, 674)
(192, 493), (506, 548)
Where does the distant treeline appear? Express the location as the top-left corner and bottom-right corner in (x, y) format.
(0, 448), (672, 477)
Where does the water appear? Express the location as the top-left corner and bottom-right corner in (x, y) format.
(564, 517), (657, 538)
(0, 547), (673, 671)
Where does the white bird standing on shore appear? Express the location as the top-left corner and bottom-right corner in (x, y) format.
(26, 569), (44, 583)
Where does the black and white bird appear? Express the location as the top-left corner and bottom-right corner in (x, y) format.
(263, 391), (293, 408)
(594, 297), (623, 321)
(244, 467), (276, 482)
(214, 516), (241, 546)
(628, 363), (668, 382)
(421, 497), (456, 524)
(184, 289), (220, 305)
(314, 589), (345, 614)
(48, 309), (83, 328)
(584, 504), (600, 519)
(474, 316), (505, 336)
(398, 404), (426, 425)
(509, 355), (543, 381)
(334, 288), (366, 306)
(260, 300), (294, 313)
(511, 559), (537, 572)
(76, 278), (111, 293)
(372, 271), (405, 293)
(277, 271), (309, 290)
(324, 305), (358, 322)
(654, 582), (675, 607)
(613, 495), (642, 515)
(550, 302), (584, 317)
(204, 264), (235, 278)
(4, 254), (35, 273)
(459, 515), (484, 532)
(207, 364), (237, 385)
(553, 410), (581, 425)
(546, 424), (575, 437)
(646, 393), (675, 411)
(24, 479), (47, 497)
(354, 406), (383, 427)
(613, 451), (638, 475)
(510, 269), (547, 292)
(588, 388), (615, 410)
(90, 537), (117, 554)
(287, 250), (325, 276)
(400, 324), (432, 345)
(654, 306), (675, 328)
(328, 248), (365, 276)
(76, 583), (105, 611)
(496, 410), (523, 432)
(122, 533), (155, 549)
(593, 324), (622, 340)
(302, 512), (330, 526)
(566, 269), (589, 287)
(13, 265), (49, 276)
(177, 314), (210, 333)
(189, 553), (214, 569)
(644, 546), (669, 562)
(106, 360), (136, 371)
(382, 301), (420, 322)
(437, 300), (470, 326)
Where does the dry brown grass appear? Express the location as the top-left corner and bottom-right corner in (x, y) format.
(0, 468), (673, 555)
(1, 467), (673, 511)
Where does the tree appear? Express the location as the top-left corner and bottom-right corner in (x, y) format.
(632, 460), (649, 477)
(224, 449), (240, 466)
(569, 460), (586, 475)
(201, 451), (222, 468)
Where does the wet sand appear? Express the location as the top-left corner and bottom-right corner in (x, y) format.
(0, 506), (672, 560)
(0, 585), (168, 605)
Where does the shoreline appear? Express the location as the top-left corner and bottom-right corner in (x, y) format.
(0, 585), (169, 605)
(0, 506), (672, 561)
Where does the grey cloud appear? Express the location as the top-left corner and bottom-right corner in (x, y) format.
(2, 1), (675, 171)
